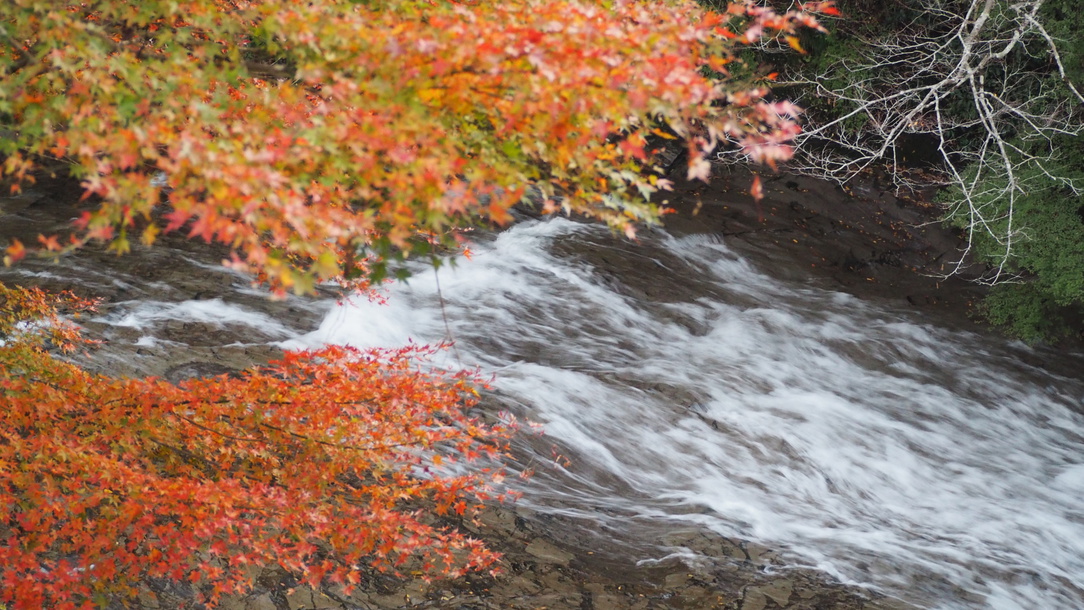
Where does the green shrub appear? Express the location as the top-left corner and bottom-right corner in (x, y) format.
(944, 136), (1084, 341)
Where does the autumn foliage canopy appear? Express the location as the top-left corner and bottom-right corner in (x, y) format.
(2, 0), (830, 291)
(0, 0), (830, 606)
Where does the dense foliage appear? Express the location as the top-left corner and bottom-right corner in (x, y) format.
(944, 0), (1084, 341)
(0, 280), (516, 608)
(2, 0), (827, 294)
(946, 134), (1084, 342)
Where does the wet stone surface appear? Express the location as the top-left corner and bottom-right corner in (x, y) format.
(191, 505), (914, 610)
(656, 166), (990, 333)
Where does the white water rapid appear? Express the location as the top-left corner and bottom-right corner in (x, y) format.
(270, 218), (1084, 610)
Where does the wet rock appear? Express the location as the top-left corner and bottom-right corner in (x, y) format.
(286, 588), (330, 610)
(743, 543), (779, 567)
(746, 580), (793, 606)
(549, 231), (724, 306)
(403, 580), (431, 606)
(360, 590), (407, 609)
(742, 587), (769, 610)
(238, 594), (280, 610)
(505, 574), (543, 594)
(164, 361), (239, 384)
(662, 165), (989, 331)
(524, 539), (576, 567)
(0, 190), (44, 214)
(587, 591), (628, 610)
(478, 506), (519, 531)
(663, 572), (690, 589)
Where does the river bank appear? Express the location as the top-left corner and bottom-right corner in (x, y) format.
(661, 166), (986, 329)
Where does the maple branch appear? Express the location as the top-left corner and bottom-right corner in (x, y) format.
(144, 436), (220, 476)
(252, 420), (439, 455)
(159, 396), (467, 455)
(174, 413), (267, 445)
(1, 47), (36, 77)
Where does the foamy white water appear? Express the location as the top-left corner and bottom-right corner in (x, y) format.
(280, 218), (1084, 610)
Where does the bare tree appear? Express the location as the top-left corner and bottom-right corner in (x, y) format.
(718, 0), (1084, 282)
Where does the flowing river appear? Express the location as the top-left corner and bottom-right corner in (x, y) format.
(270, 218), (1084, 610)
(10, 207), (1082, 609)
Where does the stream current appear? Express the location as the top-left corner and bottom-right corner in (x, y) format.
(25, 212), (1078, 609)
(270, 218), (1084, 610)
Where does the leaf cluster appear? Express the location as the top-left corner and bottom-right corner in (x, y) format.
(1, 0), (829, 294)
(0, 281), (516, 608)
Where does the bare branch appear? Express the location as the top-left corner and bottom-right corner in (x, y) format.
(724, 0), (1083, 279)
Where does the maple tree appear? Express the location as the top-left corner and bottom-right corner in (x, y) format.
(0, 0), (832, 606)
(2, 0), (831, 292)
(0, 281), (516, 608)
